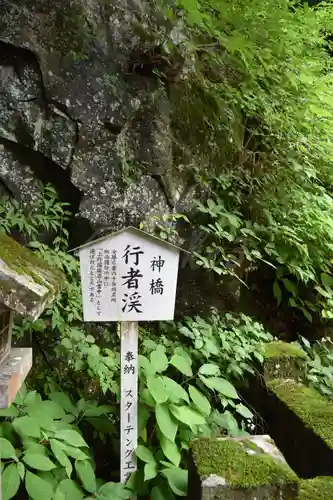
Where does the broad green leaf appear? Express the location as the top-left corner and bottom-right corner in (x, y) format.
(24, 390), (41, 406)
(0, 407), (18, 418)
(27, 401), (66, 421)
(56, 479), (84, 500)
(150, 346), (169, 373)
(200, 376), (239, 399)
(162, 377), (189, 404)
(170, 405), (206, 426)
(235, 404), (253, 419)
(23, 443), (47, 456)
(25, 471), (54, 500)
(160, 460), (175, 469)
(52, 421), (75, 432)
(98, 481), (131, 498)
(52, 467), (68, 483)
(13, 416), (41, 438)
(141, 388), (155, 407)
(169, 355), (192, 377)
(212, 410), (240, 434)
(198, 364), (220, 377)
(0, 437), (16, 459)
(75, 459), (97, 493)
(204, 338), (220, 356)
(138, 404), (150, 438)
(161, 467), (188, 496)
(2, 463), (20, 500)
(139, 355), (156, 377)
(136, 445), (155, 463)
(147, 376), (168, 404)
(301, 307), (313, 323)
(282, 278), (297, 295)
(23, 453), (56, 471)
(143, 338), (158, 350)
(17, 462), (25, 480)
(84, 405), (114, 417)
(50, 440), (73, 477)
(160, 435), (181, 466)
(273, 281), (282, 305)
(38, 471), (58, 491)
(156, 404), (178, 442)
(55, 442), (88, 460)
(53, 491), (66, 500)
(54, 430), (88, 448)
(144, 462), (158, 481)
(174, 347), (192, 365)
(189, 386), (211, 416)
(151, 484), (176, 500)
(50, 392), (78, 417)
(14, 385), (27, 405)
(321, 273), (333, 288)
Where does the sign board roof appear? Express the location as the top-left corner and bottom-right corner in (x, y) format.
(71, 226), (188, 254)
(78, 227), (182, 322)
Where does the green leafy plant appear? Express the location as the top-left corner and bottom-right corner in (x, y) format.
(0, 386), (129, 500)
(132, 342), (252, 498)
(155, 0), (333, 325)
(175, 312), (273, 378)
(0, 187), (120, 397)
(299, 336), (333, 400)
(0, 184), (71, 240)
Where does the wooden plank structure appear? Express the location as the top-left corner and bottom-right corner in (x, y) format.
(0, 233), (65, 499)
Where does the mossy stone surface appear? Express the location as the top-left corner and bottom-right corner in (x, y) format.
(264, 341), (308, 360)
(0, 234), (65, 319)
(263, 341), (308, 382)
(190, 436), (299, 498)
(298, 477), (333, 499)
(268, 379), (333, 450)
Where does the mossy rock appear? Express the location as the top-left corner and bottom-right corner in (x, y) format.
(263, 341), (308, 382)
(0, 233), (65, 319)
(298, 477), (333, 499)
(190, 436), (299, 499)
(268, 379), (333, 450)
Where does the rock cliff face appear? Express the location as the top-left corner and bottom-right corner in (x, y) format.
(0, 0), (238, 315)
(0, 0), (194, 238)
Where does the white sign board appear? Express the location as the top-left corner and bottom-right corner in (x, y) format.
(79, 228), (180, 322)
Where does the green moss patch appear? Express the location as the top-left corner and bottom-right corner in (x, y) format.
(191, 438), (298, 489)
(0, 234), (65, 317)
(268, 380), (333, 450)
(0, 234), (63, 289)
(298, 477), (333, 499)
(263, 342), (308, 382)
(264, 341), (308, 360)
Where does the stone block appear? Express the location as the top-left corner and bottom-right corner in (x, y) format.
(0, 348), (32, 408)
(298, 477), (333, 499)
(263, 341), (308, 382)
(189, 435), (299, 499)
(268, 380), (333, 455)
(0, 234), (65, 320)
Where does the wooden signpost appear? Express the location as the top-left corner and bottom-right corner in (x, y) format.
(76, 227), (182, 490)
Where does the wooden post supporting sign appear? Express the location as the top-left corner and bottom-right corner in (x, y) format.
(120, 321), (138, 485)
(75, 226), (184, 495)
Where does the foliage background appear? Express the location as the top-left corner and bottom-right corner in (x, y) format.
(3, 0), (333, 498)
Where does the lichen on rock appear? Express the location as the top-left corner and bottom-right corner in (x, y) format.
(0, 233), (65, 319)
